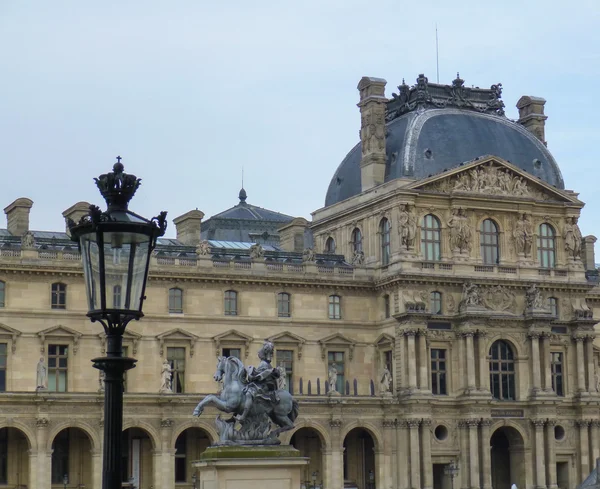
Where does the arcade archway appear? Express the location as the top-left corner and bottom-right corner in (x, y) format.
(491, 426), (526, 489)
(343, 428), (375, 489)
(291, 427), (325, 488)
(51, 427), (93, 488)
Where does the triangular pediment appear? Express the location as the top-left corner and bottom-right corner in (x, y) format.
(408, 156), (579, 204)
(319, 333), (356, 361)
(267, 331), (306, 358)
(38, 325), (83, 354)
(374, 333), (395, 349)
(156, 328), (199, 357)
(213, 329), (253, 343)
(0, 323), (21, 353)
(98, 329), (142, 355)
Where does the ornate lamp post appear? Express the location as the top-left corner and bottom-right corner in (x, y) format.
(444, 460), (459, 489)
(63, 474), (68, 489)
(368, 469), (375, 489)
(69, 159), (167, 489)
(192, 473), (197, 489)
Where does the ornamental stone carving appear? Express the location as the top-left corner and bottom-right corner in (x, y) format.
(195, 240), (211, 256)
(360, 111), (386, 155)
(351, 250), (365, 266)
(460, 282), (483, 310)
(482, 286), (516, 312)
(513, 213), (534, 257)
(448, 208), (472, 253)
(563, 216), (582, 259)
(397, 204), (417, 250)
(21, 231), (35, 250)
(249, 243), (265, 260)
(302, 248), (316, 263)
(525, 284), (546, 311)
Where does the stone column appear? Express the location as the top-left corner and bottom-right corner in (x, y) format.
(421, 420), (433, 489)
(529, 332), (542, 395)
(586, 336), (595, 393)
(152, 449), (162, 489)
(396, 421), (410, 489)
(542, 333), (553, 393)
(406, 331), (418, 391)
(159, 419), (176, 489)
(27, 450), (38, 489)
(477, 332), (489, 392)
(532, 420), (547, 489)
(418, 330), (429, 391)
(91, 450), (102, 489)
(458, 421), (469, 489)
(480, 419), (492, 489)
(591, 421), (600, 470)
(408, 420), (421, 489)
(545, 420), (558, 489)
(329, 419), (344, 489)
(35, 417), (51, 489)
(381, 420), (395, 489)
(575, 336), (586, 393)
(467, 420), (480, 489)
(578, 420), (591, 482)
(464, 333), (476, 393)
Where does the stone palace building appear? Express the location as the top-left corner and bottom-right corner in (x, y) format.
(1, 74), (599, 489)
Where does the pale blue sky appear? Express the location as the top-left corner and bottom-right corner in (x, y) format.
(1, 1), (598, 246)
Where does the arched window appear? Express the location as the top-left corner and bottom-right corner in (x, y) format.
(51, 283), (67, 309)
(277, 292), (291, 317)
(112, 285), (122, 309)
(224, 290), (238, 316)
(430, 291), (442, 315)
(328, 295), (341, 320)
(380, 218), (391, 265)
(351, 228), (363, 254)
(489, 340), (515, 400)
(480, 219), (500, 264)
(325, 237), (336, 254)
(421, 214), (441, 261)
(538, 223), (556, 268)
(548, 297), (558, 317)
(169, 287), (183, 314)
(0, 281), (4, 308)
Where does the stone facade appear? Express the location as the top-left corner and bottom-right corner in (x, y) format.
(1, 76), (599, 489)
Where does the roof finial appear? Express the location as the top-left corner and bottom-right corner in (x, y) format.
(239, 167), (247, 203)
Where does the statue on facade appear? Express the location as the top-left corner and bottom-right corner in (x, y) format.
(351, 250), (365, 266)
(36, 357), (47, 390)
(379, 366), (392, 394)
(563, 217), (582, 259)
(192, 341), (299, 444)
(513, 213), (533, 257)
(302, 248), (316, 263)
(448, 208), (472, 253)
(99, 370), (106, 392)
(398, 204), (417, 250)
(160, 359), (173, 393)
(249, 243), (265, 260)
(328, 364), (338, 393)
(275, 366), (287, 391)
(461, 282), (482, 308)
(195, 240), (211, 256)
(21, 231), (35, 250)
(525, 284), (545, 311)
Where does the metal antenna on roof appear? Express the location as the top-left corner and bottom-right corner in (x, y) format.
(435, 24), (440, 83)
(242, 166), (244, 189)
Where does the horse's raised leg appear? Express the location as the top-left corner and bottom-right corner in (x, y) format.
(193, 394), (232, 417)
(269, 414), (295, 437)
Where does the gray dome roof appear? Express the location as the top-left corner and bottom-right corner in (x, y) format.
(325, 106), (564, 207)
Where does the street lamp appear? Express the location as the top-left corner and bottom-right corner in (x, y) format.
(192, 473), (197, 489)
(69, 159), (167, 489)
(444, 460), (459, 489)
(368, 469), (375, 489)
(63, 474), (68, 489)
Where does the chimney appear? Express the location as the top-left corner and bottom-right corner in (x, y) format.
(62, 202), (92, 236)
(517, 96), (548, 146)
(582, 235), (597, 271)
(278, 217), (309, 252)
(4, 198), (33, 236)
(173, 210), (205, 246)
(357, 77), (387, 191)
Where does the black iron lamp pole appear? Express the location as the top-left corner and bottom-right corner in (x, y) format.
(69, 159), (167, 489)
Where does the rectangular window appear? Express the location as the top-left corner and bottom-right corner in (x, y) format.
(48, 344), (68, 392)
(384, 350), (393, 375)
(169, 288), (183, 314)
(174, 430), (186, 482)
(113, 285), (122, 309)
(328, 351), (345, 394)
(222, 348), (241, 359)
(0, 427), (6, 484)
(431, 349), (447, 395)
(384, 295), (390, 319)
(328, 295), (341, 320)
(224, 291), (238, 316)
(167, 347), (185, 394)
(276, 350), (293, 393)
(51, 429), (69, 483)
(0, 344), (6, 393)
(0, 281), (5, 308)
(277, 293), (291, 317)
(551, 352), (564, 396)
(51, 283), (67, 309)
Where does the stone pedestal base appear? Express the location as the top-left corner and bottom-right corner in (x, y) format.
(193, 445), (308, 489)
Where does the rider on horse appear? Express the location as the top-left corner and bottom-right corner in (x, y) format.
(237, 341), (280, 422)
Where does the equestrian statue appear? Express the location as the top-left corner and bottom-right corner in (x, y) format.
(193, 341), (299, 445)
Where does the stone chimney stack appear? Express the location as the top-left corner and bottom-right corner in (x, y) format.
(173, 209), (205, 246)
(357, 77), (388, 191)
(278, 217), (309, 252)
(4, 198), (33, 236)
(582, 235), (597, 271)
(62, 202), (91, 236)
(517, 96), (548, 146)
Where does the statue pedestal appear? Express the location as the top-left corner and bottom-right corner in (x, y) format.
(193, 445), (308, 489)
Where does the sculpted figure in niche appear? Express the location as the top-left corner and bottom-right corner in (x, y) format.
(525, 284), (545, 310)
(398, 204), (417, 250)
(328, 364), (338, 393)
(448, 208), (472, 252)
(513, 213), (533, 257)
(160, 359), (173, 393)
(196, 240), (211, 256)
(563, 217), (582, 259)
(36, 357), (47, 390)
(379, 366), (392, 394)
(462, 282), (482, 307)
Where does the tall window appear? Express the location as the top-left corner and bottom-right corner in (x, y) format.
(167, 347), (185, 393)
(548, 297), (558, 317)
(0, 428), (6, 484)
(169, 287), (183, 314)
(380, 218), (391, 265)
(551, 352), (564, 396)
(0, 344), (6, 393)
(489, 340), (515, 400)
(51, 429), (69, 483)
(222, 348), (241, 359)
(421, 214), (441, 261)
(328, 295), (341, 319)
(431, 349), (447, 395)
(384, 294), (390, 319)
(430, 291), (442, 315)
(325, 237), (336, 253)
(0, 281), (4, 307)
(112, 285), (122, 309)
(276, 349), (294, 393)
(384, 350), (393, 376)
(175, 431), (187, 482)
(351, 228), (363, 254)
(328, 351), (345, 393)
(538, 223), (556, 268)
(51, 283), (67, 309)
(277, 292), (291, 317)
(48, 345), (68, 392)
(224, 290), (238, 316)
(481, 219), (500, 264)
